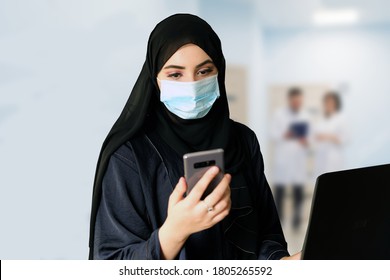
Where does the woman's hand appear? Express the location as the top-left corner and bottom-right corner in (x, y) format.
(159, 166), (231, 259)
(281, 251), (302, 260)
(166, 166), (231, 239)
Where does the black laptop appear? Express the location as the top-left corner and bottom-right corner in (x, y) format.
(302, 164), (390, 260)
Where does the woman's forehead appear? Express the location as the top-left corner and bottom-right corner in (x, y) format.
(162, 44), (213, 67)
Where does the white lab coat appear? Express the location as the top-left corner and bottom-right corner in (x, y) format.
(313, 112), (347, 178)
(270, 107), (310, 186)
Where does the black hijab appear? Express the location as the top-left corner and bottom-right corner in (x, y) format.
(89, 14), (255, 259)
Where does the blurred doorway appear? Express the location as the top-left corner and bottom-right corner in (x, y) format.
(225, 65), (248, 125)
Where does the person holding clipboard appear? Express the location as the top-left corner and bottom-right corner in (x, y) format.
(270, 88), (310, 230)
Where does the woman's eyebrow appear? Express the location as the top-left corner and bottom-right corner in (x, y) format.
(163, 65), (185, 70)
(163, 59), (214, 70)
(196, 59), (214, 68)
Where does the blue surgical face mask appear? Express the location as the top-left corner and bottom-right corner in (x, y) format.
(158, 74), (220, 119)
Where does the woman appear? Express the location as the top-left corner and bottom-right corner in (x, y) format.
(89, 14), (297, 260)
(313, 92), (347, 178)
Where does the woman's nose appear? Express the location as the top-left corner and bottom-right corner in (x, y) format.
(183, 74), (197, 82)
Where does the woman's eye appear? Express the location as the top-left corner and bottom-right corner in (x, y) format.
(167, 72), (182, 79)
(197, 67), (213, 76)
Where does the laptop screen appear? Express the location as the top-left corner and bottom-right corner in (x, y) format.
(302, 164), (390, 260)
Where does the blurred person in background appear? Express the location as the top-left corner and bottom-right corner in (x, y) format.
(270, 88), (310, 230)
(313, 92), (347, 177)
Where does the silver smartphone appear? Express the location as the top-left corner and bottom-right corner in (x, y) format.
(183, 148), (224, 199)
